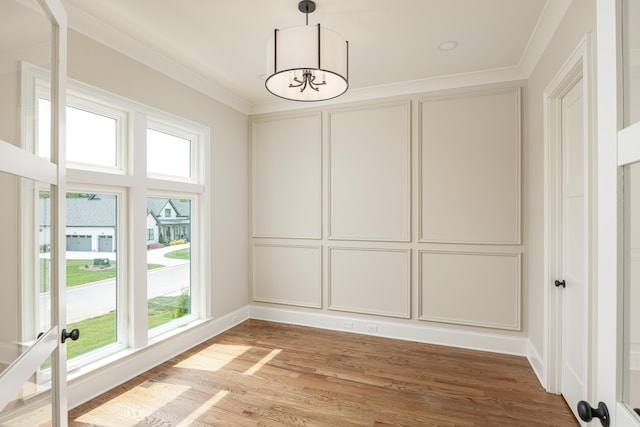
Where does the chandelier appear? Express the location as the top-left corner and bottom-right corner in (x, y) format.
(265, 0), (349, 102)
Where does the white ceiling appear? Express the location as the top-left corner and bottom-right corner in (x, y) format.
(61, 0), (571, 114)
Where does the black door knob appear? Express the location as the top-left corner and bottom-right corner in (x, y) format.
(61, 328), (80, 343)
(577, 401), (610, 426)
(555, 279), (566, 288)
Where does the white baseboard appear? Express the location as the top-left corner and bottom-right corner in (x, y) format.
(527, 339), (546, 389)
(249, 305), (528, 356)
(68, 305), (249, 409)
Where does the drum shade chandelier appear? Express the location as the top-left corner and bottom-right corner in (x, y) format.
(265, 0), (349, 101)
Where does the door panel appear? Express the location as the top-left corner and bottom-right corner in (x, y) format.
(0, 0), (67, 424)
(560, 78), (588, 421)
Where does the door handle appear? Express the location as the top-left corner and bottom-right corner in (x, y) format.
(554, 279), (566, 288)
(577, 401), (610, 426)
(61, 328), (80, 344)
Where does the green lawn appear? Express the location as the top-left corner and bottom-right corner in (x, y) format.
(40, 259), (165, 289)
(163, 248), (190, 260)
(65, 295), (186, 359)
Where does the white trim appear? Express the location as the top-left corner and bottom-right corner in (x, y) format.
(527, 339), (546, 389)
(249, 305), (528, 356)
(0, 328), (58, 413)
(618, 122), (640, 165)
(518, 0), (573, 77)
(0, 143), (57, 184)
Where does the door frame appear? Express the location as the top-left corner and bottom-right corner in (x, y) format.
(596, 0), (640, 424)
(543, 34), (596, 398)
(0, 0), (68, 424)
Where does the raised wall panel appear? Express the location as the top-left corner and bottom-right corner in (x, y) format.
(420, 88), (520, 244)
(252, 113), (322, 239)
(329, 247), (410, 318)
(329, 102), (411, 241)
(419, 251), (521, 330)
(253, 244), (322, 308)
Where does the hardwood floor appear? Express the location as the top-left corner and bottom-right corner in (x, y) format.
(69, 320), (578, 426)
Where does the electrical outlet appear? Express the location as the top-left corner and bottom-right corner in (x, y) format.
(343, 321), (353, 330)
(367, 324), (378, 333)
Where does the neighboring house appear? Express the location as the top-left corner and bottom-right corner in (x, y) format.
(146, 198), (191, 245)
(66, 194), (116, 252)
(41, 196), (191, 252)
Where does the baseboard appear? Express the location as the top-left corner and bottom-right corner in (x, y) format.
(68, 305), (249, 409)
(249, 305), (528, 356)
(527, 339), (546, 389)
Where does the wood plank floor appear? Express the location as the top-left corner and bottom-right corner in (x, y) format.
(69, 320), (578, 426)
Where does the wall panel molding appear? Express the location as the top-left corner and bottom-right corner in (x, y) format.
(252, 244), (322, 308)
(328, 101), (411, 242)
(419, 87), (521, 245)
(251, 113), (322, 239)
(419, 250), (521, 330)
(328, 247), (411, 318)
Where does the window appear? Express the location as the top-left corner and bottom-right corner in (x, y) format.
(147, 127), (193, 180)
(37, 97), (126, 172)
(148, 197), (192, 334)
(65, 192), (120, 366)
(25, 67), (210, 372)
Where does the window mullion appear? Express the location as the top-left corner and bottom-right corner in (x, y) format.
(130, 112), (148, 349)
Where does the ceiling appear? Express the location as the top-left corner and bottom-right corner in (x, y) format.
(61, 0), (571, 114)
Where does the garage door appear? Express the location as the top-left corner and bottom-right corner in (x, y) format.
(98, 235), (113, 252)
(66, 235), (91, 251)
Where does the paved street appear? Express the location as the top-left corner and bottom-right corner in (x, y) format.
(41, 244), (191, 323)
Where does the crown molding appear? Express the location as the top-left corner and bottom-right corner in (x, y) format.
(64, 3), (252, 115)
(250, 66), (525, 115)
(518, 0), (573, 77)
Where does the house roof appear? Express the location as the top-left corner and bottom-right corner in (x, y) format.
(147, 198), (191, 218)
(66, 194), (117, 227)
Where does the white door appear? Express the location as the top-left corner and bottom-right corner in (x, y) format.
(594, 0), (640, 426)
(0, 0), (69, 425)
(560, 78), (589, 422)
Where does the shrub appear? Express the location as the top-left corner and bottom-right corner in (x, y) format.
(168, 239), (187, 246)
(147, 243), (165, 250)
(174, 288), (190, 318)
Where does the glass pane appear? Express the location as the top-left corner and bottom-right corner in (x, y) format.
(39, 101), (120, 167)
(0, 368), (52, 425)
(147, 129), (192, 179)
(67, 106), (118, 168)
(624, 162), (640, 416)
(66, 193), (118, 359)
(0, 172), (51, 375)
(0, 0), (52, 157)
(622, 0), (640, 127)
(147, 197), (191, 331)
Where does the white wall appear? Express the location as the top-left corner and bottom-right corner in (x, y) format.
(250, 85), (526, 351)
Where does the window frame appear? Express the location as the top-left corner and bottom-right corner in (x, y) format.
(22, 64), (211, 375)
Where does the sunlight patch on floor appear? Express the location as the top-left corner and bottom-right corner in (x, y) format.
(174, 344), (250, 372)
(75, 382), (190, 427)
(243, 349), (281, 376)
(175, 390), (229, 427)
